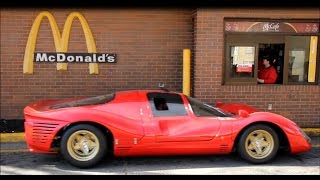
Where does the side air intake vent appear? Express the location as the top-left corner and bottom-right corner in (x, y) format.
(31, 122), (59, 144)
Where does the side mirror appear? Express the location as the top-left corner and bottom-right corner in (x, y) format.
(238, 109), (249, 118)
(216, 101), (223, 107)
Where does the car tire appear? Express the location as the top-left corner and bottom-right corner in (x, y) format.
(237, 124), (279, 164)
(60, 124), (107, 168)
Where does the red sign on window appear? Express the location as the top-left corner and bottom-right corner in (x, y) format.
(236, 65), (252, 72)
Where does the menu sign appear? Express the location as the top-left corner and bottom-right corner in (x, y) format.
(225, 21), (319, 33)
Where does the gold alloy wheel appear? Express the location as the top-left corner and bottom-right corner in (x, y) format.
(67, 130), (100, 161)
(245, 130), (274, 159)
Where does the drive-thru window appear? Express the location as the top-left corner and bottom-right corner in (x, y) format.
(224, 18), (319, 85)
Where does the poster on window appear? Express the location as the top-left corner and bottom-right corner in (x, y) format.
(232, 46), (255, 64)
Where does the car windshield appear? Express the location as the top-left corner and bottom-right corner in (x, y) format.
(187, 96), (233, 117)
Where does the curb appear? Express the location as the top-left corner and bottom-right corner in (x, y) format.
(301, 128), (320, 137)
(0, 132), (25, 142)
(0, 128), (319, 143)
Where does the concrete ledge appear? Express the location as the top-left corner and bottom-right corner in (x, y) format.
(0, 128), (319, 143)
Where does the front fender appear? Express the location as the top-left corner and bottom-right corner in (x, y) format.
(231, 112), (311, 153)
(217, 102), (258, 115)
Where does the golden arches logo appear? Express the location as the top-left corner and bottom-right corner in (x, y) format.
(23, 11), (99, 74)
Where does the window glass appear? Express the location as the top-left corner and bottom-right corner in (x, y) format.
(147, 93), (187, 117)
(287, 36), (311, 83)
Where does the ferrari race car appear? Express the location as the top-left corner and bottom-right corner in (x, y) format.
(24, 90), (311, 168)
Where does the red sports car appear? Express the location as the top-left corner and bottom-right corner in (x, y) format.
(24, 90), (311, 168)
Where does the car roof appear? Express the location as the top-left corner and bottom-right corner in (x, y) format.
(115, 89), (183, 96)
(112, 90), (184, 102)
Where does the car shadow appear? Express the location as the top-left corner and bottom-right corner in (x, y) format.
(54, 146), (320, 173)
(1, 147), (319, 175)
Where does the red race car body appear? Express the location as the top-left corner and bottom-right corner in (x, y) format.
(24, 90), (311, 168)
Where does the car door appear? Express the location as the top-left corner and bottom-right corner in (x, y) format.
(145, 92), (220, 142)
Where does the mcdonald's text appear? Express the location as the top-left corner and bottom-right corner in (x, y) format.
(34, 53), (116, 63)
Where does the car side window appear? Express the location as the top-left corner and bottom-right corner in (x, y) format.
(147, 92), (187, 117)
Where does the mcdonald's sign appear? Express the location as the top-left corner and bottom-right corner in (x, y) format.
(23, 11), (116, 75)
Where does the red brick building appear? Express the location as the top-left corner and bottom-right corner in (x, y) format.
(1, 8), (319, 127)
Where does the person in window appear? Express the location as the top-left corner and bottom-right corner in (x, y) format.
(257, 56), (278, 84)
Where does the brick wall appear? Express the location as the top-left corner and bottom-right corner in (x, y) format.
(0, 8), (194, 119)
(194, 8), (320, 127)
